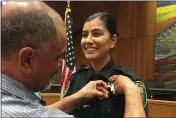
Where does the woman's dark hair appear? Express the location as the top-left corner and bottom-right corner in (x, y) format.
(86, 12), (118, 37)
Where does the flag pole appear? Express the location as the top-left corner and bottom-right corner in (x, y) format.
(67, 0), (70, 8)
(61, 0), (75, 99)
(65, 1), (71, 26)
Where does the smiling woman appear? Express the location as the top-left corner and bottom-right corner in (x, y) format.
(81, 12), (118, 71)
(64, 12), (147, 118)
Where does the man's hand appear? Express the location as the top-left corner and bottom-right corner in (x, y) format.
(78, 80), (109, 100)
(46, 80), (108, 113)
(109, 75), (140, 95)
(109, 75), (146, 117)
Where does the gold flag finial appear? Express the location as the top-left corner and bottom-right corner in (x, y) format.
(67, 0), (70, 8)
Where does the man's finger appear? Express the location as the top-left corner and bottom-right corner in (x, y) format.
(96, 86), (108, 94)
(109, 75), (119, 82)
(96, 91), (108, 99)
(96, 80), (108, 89)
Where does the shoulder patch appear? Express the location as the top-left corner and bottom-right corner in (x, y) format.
(135, 81), (147, 108)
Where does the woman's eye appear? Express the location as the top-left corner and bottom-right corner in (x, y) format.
(82, 33), (88, 38)
(93, 32), (101, 37)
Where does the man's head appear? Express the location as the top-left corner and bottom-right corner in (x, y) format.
(2, 2), (66, 91)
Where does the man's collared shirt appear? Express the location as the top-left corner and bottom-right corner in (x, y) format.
(1, 74), (73, 117)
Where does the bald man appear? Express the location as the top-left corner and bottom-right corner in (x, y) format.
(2, 1), (145, 117)
(2, 2), (109, 117)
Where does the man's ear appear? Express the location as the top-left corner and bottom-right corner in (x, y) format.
(110, 34), (118, 49)
(18, 47), (35, 74)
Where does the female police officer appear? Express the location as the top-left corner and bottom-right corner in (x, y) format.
(64, 12), (146, 118)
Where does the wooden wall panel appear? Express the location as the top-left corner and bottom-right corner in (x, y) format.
(132, 38), (142, 78)
(112, 38), (132, 69)
(131, 1), (156, 79)
(142, 36), (156, 79)
(131, 2), (157, 37)
(141, 37), (155, 79)
(132, 36), (156, 80)
(141, 37), (148, 79)
(117, 2), (133, 39)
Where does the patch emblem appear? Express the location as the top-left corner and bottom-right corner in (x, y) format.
(135, 81), (147, 108)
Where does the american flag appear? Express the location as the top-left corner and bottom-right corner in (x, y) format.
(61, 7), (76, 98)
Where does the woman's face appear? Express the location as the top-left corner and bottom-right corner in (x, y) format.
(81, 18), (116, 61)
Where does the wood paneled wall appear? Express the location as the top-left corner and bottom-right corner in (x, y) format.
(46, 1), (157, 80)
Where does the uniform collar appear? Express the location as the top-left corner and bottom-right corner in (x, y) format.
(86, 59), (116, 82)
(1, 74), (40, 103)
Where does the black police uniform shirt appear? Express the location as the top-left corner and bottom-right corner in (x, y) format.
(64, 59), (143, 118)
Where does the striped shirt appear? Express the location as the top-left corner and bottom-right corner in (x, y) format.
(1, 74), (74, 118)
